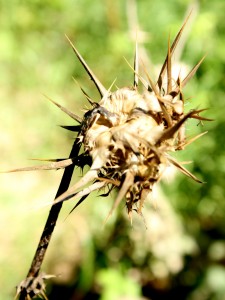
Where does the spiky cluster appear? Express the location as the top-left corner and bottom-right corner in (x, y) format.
(15, 273), (55, 300)
(9, 17), (210, 222)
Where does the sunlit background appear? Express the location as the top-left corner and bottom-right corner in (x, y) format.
(0, 0), (224, 299)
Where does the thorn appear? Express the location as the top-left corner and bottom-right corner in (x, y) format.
(141, 59), (173, 127)
(72, 77), (95, 105)
(167, 33), (172, 94)
(157, 11), (192, 90)
(65, 34), (107, 97)
(59, 125), (81, 132)
(156, 109), (205, 145)
(65, 194), (90, 219)
(104, 171), (134, 224)
(43, 94), (82, 123)
(134, 33), (139, 88)
(180, 55), (206, 90)
(123, 56), (149, 90)
(141, 59), (159, 96)
(52, 156), (104, 204)
(2, 158), (74, 173)
(167, 155), (204, 183)
(100, 78), (117, 104)
(181, 131), (208, 148)
(52, 169), (99, 204)
(57, 181), (106, 208)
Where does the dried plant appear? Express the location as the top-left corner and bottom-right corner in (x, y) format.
(10, 13), (211, 300)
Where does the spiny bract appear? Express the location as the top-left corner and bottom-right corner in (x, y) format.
(10, 15), (210, 222)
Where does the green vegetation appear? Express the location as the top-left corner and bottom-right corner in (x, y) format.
(0, 0), (224, 299)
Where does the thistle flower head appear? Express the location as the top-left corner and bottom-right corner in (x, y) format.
(9, 16), (211, 222)
(58, 16), (211, 219)
(9, 12), (214, 300)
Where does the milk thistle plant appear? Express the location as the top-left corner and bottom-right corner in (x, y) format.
(11, 13), (210, 300)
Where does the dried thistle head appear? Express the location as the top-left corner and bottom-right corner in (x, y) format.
(9, 15), (211, 223)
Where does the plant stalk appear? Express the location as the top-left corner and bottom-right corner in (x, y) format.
(18, 138), (80, 299)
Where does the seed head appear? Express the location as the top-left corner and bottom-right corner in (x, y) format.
(52, 16), (210, 221)
(8, 16), (211, 222)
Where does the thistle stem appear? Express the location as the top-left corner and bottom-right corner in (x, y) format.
(18, 138), (80, 299)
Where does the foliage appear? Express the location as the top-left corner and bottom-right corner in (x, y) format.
(0, 0), (224, 299)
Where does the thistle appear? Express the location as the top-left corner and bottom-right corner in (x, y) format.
(10, 14), (211, 300)
(10, 15), (209, 220)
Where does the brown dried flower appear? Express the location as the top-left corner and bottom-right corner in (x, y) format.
(9, 14), (212, 299)
(9, 15), (210, 223)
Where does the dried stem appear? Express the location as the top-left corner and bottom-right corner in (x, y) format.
(18, 137), (81, 299)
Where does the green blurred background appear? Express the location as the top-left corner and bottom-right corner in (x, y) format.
(0, 0), (224, 299)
